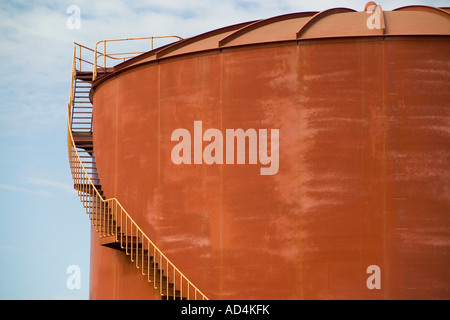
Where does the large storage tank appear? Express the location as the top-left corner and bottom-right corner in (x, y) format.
(89, 3), (450, 299)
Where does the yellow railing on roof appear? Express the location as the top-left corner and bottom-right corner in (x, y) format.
(67, 39), (208, 300)
(93, 36), (183, 80)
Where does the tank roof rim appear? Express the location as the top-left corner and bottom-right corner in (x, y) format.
(91, 5), (450, 91)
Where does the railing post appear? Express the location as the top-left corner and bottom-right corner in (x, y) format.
(153, 246), (156, 289)
(78, 44), (81, 71)
(136, 227), (139, 267)
(103, 40), (106, 74)
(93, 45), (98, 80)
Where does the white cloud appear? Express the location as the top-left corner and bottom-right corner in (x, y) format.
(25, 177), (76, 194)
(0, 176), (76, 197)
(0, 182), (53, 196)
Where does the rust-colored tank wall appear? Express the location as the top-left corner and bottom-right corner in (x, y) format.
(92, 37), (450, 299)
(89, 225), (162, 300)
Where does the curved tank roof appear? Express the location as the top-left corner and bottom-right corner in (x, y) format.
(110, 2), (449, 75)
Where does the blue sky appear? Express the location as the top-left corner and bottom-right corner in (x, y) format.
(0, 0), (447, 300)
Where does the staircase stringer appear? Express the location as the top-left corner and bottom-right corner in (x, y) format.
(67, 42), (208, 301)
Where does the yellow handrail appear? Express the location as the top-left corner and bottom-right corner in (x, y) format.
(73, 42), (97, 73)
(93, 36), (183, 80)
(67, 41), (207, 300)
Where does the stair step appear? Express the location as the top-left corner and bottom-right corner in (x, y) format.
(90, 215), (114, 223)
(89, 199), (109, 207)
(153, 280), (175, 290)
(162, 295), (186, 300)
(93, 226), (118, 235)
(90, 211), (114, 218)
(143, 266), (164, 277)
(88, 208), (112, 215)
(99, 238), (146, 251)
(117, 239), (144, 249)
(78, 161), (95, 166)
(76, 145), (93, 149)
(100, 233), (144, 244)
(161, 287), (185, 299)
(74, 183), (103, 195)
(75, 72), (93, 81)
(79, 165), (96, 169)
(92, 222), (117, 231)
(159, 288), (184, 300)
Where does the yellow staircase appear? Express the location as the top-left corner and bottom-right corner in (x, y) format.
(67, 39), (208, 300)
